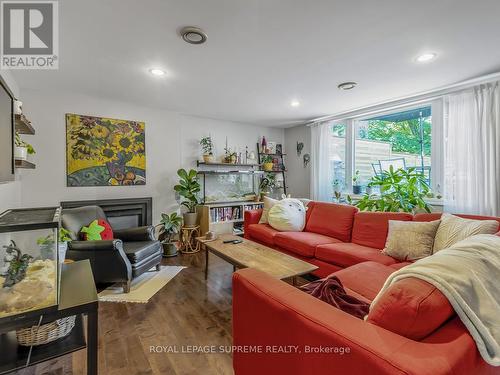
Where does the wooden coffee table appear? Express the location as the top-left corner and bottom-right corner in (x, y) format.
(199, 234), (318, 284)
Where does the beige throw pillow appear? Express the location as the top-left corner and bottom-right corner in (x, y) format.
(259, 196), (279, 224)
(383, 220), (441, 261)
(433, 213), (499, 253)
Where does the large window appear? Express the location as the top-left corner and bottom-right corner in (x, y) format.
(326, 102), (442, 198)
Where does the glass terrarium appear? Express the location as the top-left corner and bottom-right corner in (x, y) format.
(0, 207), (61, 325)
(200, 171), (262, 203)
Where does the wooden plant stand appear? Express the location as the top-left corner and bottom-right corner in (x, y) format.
(179, 225), (201, 254)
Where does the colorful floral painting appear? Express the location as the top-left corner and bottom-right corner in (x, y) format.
(66, 114), (146, 186)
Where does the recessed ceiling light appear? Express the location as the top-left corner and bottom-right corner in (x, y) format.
(290, 100), (300, 107)
(416, 53), (437, 63)
(337, 82), (357, 90)
(180, 26), (207, 44)
(149, 68), (166, 76)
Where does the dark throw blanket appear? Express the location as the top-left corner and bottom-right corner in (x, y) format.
(300, 276), (370, 319)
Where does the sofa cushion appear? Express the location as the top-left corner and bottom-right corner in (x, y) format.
(316, 242), (397, 268)
(247, 224), (279, 246)
(367, 278), (455, 341)
(389, 261), (412, 270)
(305, 202), (358, 242)
(351, 212), (413, 249)
(274, 231), (340, 257)
(123, 240), (162, 263)
(332, 261), (396, 301)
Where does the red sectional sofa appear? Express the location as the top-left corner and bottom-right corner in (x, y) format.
(244, 201), (500, 277)
(234, 202), (500, 374)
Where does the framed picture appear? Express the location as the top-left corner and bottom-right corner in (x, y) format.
(267, 141), (277, 154)
(66, 113), (146, 186)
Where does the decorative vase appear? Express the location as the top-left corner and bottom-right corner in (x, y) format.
(14, 146), (27, 160)
(183, 212), (198, 227)
(162, 242), (178, 257)
(203, 154), (215, 163)
(58, 242), (68, 263)
(263, 162), (274, 171)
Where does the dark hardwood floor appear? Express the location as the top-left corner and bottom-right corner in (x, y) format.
(16, 250), (236, 375)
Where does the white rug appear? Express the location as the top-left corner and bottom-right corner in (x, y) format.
(98, 265), (185, 303)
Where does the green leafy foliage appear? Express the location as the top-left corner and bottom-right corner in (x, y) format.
(174, 169), (201, 213)
(355, 167), (431, 213)
(261, 155), (273, 164)
(15, 131), (36, 154)
(158, 212), (183, 243)
(200, 136), (214, 155)
(259, 172), (277, 192)
(3, 240), (33, 287)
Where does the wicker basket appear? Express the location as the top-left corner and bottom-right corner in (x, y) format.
(16, 316), (76, 346)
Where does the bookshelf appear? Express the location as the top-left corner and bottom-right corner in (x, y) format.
(198, 201), (263, 236)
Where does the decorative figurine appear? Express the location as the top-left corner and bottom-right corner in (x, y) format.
(2, 240), (33, 288)
(303, 153), (310, 168)
(297, 142), (304, 156)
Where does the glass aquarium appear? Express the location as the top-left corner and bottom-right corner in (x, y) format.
(199, 171), (262, 203)
(0, 207), (60, 324)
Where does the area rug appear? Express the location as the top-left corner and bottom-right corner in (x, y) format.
(98, 266), (185, 303)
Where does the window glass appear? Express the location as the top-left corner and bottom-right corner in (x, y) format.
(329, 123), (346, 193)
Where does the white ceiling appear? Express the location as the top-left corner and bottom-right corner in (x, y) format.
(11, 0), (500, 127)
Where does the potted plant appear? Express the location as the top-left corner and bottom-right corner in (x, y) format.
(355, 167), (431, 213)
(174, 168), (201, 227)
(37, 228), (72, 262)
(200, 136), (215, 163)
(261, 155), (274, 171)
(14, 131), (35, 160)
(259, 172), (277, 200)
(223, 147), (237, 164)
(352, 170), (362, 195)
(158, 212), (183, 257)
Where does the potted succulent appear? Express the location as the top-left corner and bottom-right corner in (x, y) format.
(158, 212), (183, 257)
(14, 131), (35, 160)
(261, 155), (274, 171)
(200, 136), (215, 163)
(174, 168), (201, 227)
(352, 170), (362, 195)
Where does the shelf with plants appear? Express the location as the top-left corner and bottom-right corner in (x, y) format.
(257, 141), (287, 195)
(14, 128), (36, 170)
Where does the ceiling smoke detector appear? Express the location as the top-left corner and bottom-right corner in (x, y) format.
(337, 81), (357, 90)
(180, 26), (207, 45)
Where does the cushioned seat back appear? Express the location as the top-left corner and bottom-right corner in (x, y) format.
(367, 278), (455, 341)
(351, 212), (413, 249)
(305, 202), (358, 242)
(414, 212), (500, 227)
(62, 205), (108, 240)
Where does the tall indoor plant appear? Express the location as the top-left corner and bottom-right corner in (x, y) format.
(157, 212), (183, 257)
(174, 168), (201, 226)
(354, 167), (431, 213)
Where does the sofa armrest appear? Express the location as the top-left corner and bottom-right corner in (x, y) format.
(113, 226), (155, 241)
(68, 239), (123, 251)
(244, 209), (263, 239)
(232, 269), (483, 375)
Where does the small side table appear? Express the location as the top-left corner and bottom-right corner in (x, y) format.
(179, 225), (201, 254)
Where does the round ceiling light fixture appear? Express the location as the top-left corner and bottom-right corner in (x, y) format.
(149, 68), (166, 76)
(290, 100), (300, 107)
(416, 52), (437, 63)
(337, 81), (357, 90)
(180, 26), (207, 44)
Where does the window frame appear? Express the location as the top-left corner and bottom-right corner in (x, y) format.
(329, 100), (444, 196)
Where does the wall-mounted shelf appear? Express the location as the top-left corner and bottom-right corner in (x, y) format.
(14, 114), (35, 135)
(257, 143), (288, 195)
(197, 170), (264, 175)
(261, 169), (287, 173)
(197, 161), (260, 168)
(15, 159), (36, 169)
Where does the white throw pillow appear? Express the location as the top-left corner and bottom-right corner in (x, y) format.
(383, 220), (441, 261)
(259, 196), (279, 224)
(433, 213), (499, 253)
(268, 198), (306, 232)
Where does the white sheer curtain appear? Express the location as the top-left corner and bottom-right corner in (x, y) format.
(444, 81), (500, 215)
(310, 121), (332, 201)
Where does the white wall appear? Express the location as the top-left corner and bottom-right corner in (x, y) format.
(0, 71), (21, 212)
(18, 89), (284, 222)
(284, 124), (311, 198)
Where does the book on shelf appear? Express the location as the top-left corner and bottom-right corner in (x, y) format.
(210, 206), (242, 223)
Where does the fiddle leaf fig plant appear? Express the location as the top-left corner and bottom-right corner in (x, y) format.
(355, 167), (431, 213)
(174, 168), (201, 213)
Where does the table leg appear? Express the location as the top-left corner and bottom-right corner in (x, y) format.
(87, 309), (98, 375)
(205, 248), (209, 280)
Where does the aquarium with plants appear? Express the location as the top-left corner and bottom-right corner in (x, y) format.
(0, 207), (60, 324)
(199, 172), (262, 203)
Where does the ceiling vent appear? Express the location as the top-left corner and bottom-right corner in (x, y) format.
(180, 26), (207, 45)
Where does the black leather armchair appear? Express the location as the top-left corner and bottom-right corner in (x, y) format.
(62, 205), (163, 293)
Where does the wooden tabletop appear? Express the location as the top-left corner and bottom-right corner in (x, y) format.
(201, 234), (318, 280)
